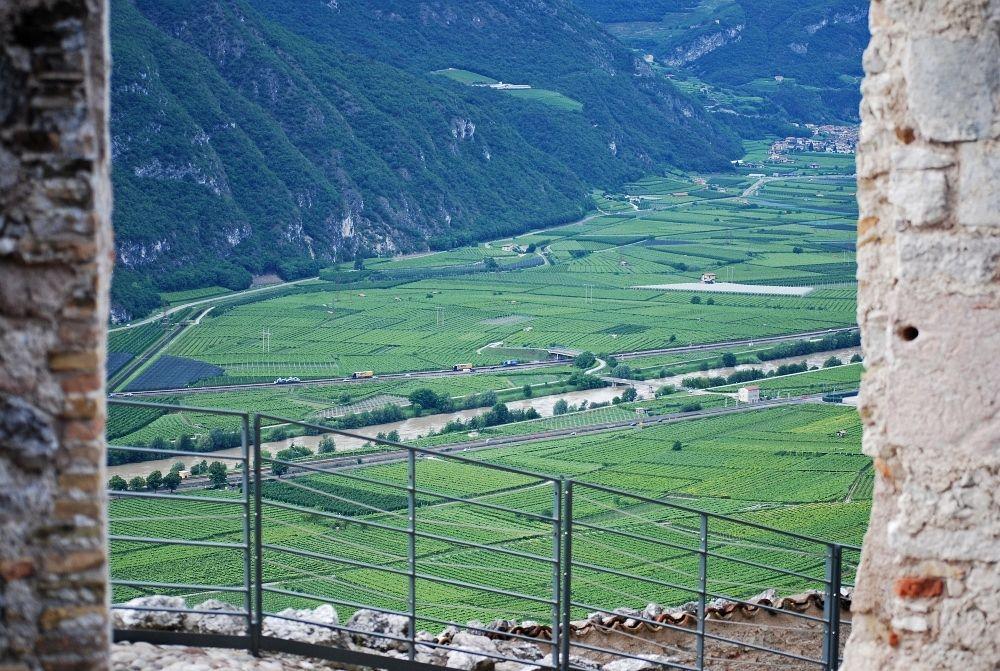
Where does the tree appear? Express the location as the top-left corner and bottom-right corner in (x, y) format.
(128, 476), (146, 491)
(574, 351), (596, 369)
(690, 295), (702, 304)
(721, 352), (737, 367)
(207, 461), (228, 488)
(621, 387), (638, 403)
(793, 246), (804, 254)
(522, 384), (533, 398)
(146, 470), (163, 492)
(386, 430), (400, 442)
(353, 256), (365, 270)
(612, 364), (632, 379)
(149, 436), (169, 454)
(850, 353), (863, 363)
(488, 403), (510, 425)
(108, 475), (128, 491)
(170, 461), (186, 473)
(483, 256), (499, 270)
(705, 297), (715, 305)
(408, 388), (442, 411)
(672, 441), (683, 451)
(163, 471), (182, 492)
(318, 436), (336, 454)
(177, 434), (194, 451)
(553, 399), (569, 415)
(824, 356), (843, 368)
(271, 459), (289, 477)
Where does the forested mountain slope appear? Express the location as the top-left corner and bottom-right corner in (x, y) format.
(109, 0), (740, 318)
(574, 0), (868, 126)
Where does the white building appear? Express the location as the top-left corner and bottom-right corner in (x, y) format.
(738, 385), (761, 404)
(701, 272), (717, 284)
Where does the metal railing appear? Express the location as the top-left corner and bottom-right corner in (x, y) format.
(107, 400), (859, 670)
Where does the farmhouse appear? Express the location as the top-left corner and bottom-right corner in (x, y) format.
(701, 272), (717, 284)
(738, 385), (761, 403)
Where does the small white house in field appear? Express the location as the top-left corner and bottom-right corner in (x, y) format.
(701, 272), (717, 284)
(738, 385), (761, 404)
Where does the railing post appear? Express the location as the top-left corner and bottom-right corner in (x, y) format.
(407, 448), (417, 661)
(240, 415), (253, 655)
(550, 479), (562, 669)
(251, 415), (263, 656)
(697, 513), (708, 670)
(559, 479), (572, 671)
(822, 544), (843, 670)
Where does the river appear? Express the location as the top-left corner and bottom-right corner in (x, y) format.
(105, 347), (859, 479)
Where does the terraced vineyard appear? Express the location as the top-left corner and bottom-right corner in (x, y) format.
(110, 404), (869, 627)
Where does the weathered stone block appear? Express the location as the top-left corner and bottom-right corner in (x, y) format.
(906, 34), (999, 142)
(957, 140), (1000, 227)
(887, 167), (948, 226)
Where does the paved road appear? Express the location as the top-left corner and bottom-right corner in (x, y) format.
(742, 173), (856, 198)
(172, 393), (830, 490)
(108, 277), (318, 332)
(113, 327), (858, 397)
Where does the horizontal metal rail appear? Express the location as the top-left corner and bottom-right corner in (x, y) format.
(567, 639), (700, 671)
(109, 490), (246, 505)
(112, 579), (248, 594)
(108, 398), (253, 416)
(109, 604), (250, 620)
(261, 499), (556, 564)
(108, 444), (249, 461)
(262, 457), (556, 522)
(256, 413), (560, 481)
(109, 535), (246, 550)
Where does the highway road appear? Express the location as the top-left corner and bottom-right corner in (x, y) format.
(114, 326), (858, 397)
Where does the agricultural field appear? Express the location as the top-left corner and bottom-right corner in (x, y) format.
(106, 150), (860, 482)
(431, 68), (583, 110)
(148, 181), (858, 385)
(109, 404), (869, 627)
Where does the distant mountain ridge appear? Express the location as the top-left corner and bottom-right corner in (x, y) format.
(573, 0), (868, 126)
(109, 0), (740, 318)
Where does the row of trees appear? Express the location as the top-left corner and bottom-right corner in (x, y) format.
(108, 428), (244, 467)
(437, 402), (541, 436)
(756, 331), (862, 361)
(107, 458), (229, 492)
(681, 353), (860, 390)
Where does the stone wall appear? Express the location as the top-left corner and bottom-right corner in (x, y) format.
(844, 1), (999, 670)
(0, 1), (112, 669)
